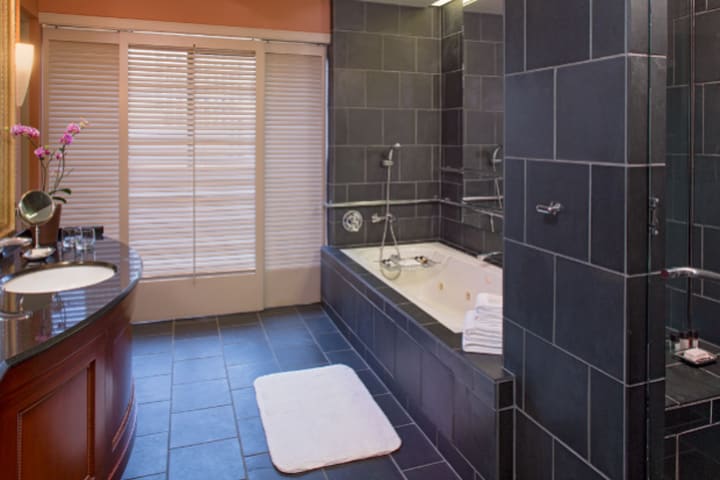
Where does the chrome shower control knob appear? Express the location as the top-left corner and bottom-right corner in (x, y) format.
(342, 210), (363, 233)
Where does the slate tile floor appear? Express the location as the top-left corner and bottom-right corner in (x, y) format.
(123, 305), (461, 480)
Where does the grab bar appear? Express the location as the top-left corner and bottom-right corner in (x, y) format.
(660, 267), (720, 283)
(324, 198), (504, 220)
(462, 195), (504, 202)
(324, 198), (438, 209)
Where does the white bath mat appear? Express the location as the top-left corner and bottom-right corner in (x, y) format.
(253, 364), (401, 473)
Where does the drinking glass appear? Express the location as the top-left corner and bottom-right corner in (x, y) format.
(61, 227), (80, 250)
(76, 226), (96, 251)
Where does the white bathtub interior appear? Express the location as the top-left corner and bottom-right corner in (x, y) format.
(341, 242), (502, 334)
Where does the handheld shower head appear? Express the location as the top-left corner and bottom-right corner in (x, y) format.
(382, 143), (402, 167)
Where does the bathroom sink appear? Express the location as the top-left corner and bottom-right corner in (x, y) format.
(1, 262), (117, 294)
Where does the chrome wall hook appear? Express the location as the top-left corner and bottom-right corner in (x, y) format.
(536, 201), (563, 216)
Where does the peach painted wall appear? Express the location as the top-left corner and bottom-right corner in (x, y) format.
(37, 0), (331, 33)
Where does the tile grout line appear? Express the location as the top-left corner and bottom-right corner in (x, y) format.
(217, 313), (251, 480)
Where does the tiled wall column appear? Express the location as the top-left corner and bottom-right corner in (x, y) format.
(328, 0), (442, 247)
(502, 0), (667, 479)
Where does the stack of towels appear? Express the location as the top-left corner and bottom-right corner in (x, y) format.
(462, 293), (503, 355)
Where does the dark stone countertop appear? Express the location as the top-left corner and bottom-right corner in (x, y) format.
(0, 238), (142, 380)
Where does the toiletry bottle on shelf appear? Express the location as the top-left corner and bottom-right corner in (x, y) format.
(679, 332), (690, 350)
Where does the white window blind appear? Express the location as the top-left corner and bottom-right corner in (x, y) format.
(46, 40), (121, 239)
(264, 53), (325, 270)
(127, 46), (257, 278)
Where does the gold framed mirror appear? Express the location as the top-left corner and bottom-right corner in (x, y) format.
(0, 0), (17, 238)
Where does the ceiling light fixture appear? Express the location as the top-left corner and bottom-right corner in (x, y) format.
(431, 0), (453, 6)
(463, 0), (478, 5)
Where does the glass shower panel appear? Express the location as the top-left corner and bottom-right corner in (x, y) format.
(662, 0), (720, 478)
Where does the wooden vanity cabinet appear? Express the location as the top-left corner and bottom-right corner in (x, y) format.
(0, 291), (136, 480)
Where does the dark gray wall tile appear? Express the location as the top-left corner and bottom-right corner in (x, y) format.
(383, 109), (416, 145)
(516, 412), (552, 480)
(505, 0), (525, 73)
(441, 32), (462, 73)
(442, 70), (463, 109)
(348, 109), (383, 145)
(442, 0), (463, 36)
(417, 39), (440, 73)
(400, 73), (433, 109)
(344, 32), (383, 69)
(591, 166), (626, 272)
(525, 334), (589, 456)
(417, 110), (440, 145)
(557, 57), (626, 163)
(333, 146), (365, 183)
(399, 7), (434, 37)
(465, 41), (496, 76)
(367, 71), (399, 108)
(504, 159), (525, 241)
(555, 258), (625, 379)
(463, 76), (483, 110)
(400, 147), (433, 181)
(592, 0), (625, 57)
(366, 2), (399, 34)
(333, 69), (366, 107)
(482, 76), (504, 112)
(333, 0), (365, 31)
(525, 161), (589, 260)
(505, 69), (554, 158)
(526, 0), (590, 69)
(590, 370), (624, 480)
(694, 156), (720, 227)
(554, 443), (605, 480)
(705, 84), (720, 154)
(384, 35), (416, 72)
(465, 111), (497, 145)
(481, 14), (504, 42)
(696, 9), (720, 82)
(504, 241), (554, 340)
(420, 350), (454, 439)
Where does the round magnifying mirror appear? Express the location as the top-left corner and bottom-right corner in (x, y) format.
(18, 190), (55, 226)
(17, 190), (56, 260)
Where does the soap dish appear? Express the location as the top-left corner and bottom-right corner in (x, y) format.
(675, 348), (718, 367)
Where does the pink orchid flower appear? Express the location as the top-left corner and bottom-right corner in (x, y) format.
(34, 147), (50, 159)
(10, 124), (40, 139)
(60, 133), (73, 145)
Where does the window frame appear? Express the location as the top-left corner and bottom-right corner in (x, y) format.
(40, 20), (327, 319)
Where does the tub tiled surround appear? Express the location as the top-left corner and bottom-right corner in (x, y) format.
(502, 0), (667, 479)
(328, 0), (442, 247)
(321, 247), (513, 480)
(665, 1), (720, 347)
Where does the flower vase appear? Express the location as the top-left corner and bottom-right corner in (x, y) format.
(33, 202), (62, 246)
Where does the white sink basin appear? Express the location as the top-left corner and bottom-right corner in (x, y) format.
(1, 262), (117, 294)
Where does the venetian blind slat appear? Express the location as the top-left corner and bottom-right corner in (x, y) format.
(46, 40), (121, 238)
(264, 53), (324, 270)
(128, 46), (257, 278)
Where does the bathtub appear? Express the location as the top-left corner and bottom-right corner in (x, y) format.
(341, 242), (502, 333)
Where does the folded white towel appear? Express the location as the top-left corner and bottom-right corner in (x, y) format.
(462, 308), (503, 355)
(475, 293), (503, 311)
